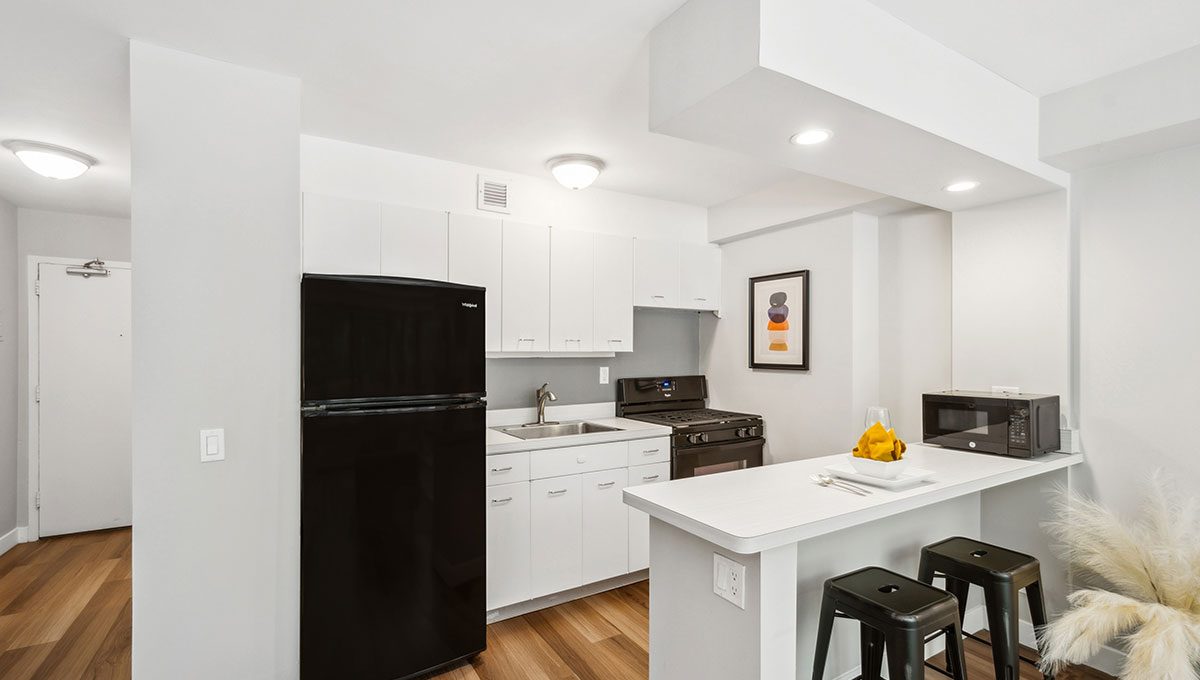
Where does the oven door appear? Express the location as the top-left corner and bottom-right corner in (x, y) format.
(922, 395), (1011, 455)
(673, 438), (764, 479)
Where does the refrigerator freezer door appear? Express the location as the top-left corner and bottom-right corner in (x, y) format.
(302, 275), (485, 404)
(301, 402), (485, 679)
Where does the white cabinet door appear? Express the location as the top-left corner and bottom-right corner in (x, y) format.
(549, 228), (594, 352)
(381, 204), (448, 280)
(486, 482), (531, 610)
(581, 468), (629, 584)
(679, 243), (721, 311)
(627, 462), (671, 572)
(633, 238), (679, 307)
(502, 221), (550, 352)
(530, 475), (583, 598)
(449, 213), (503, 352)
(302, 193), (380, 275)
(593, 233), (633, 352)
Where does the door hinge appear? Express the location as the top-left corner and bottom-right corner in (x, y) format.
(34, 280), (40, 296)
(35, 492), (41, 510)
(34, 385), (40, 403)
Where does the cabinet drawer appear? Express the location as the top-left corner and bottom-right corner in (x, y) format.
(486, 452), (529, 486)
(530, 442), (626, 480)
(626, 437), (670, 466)
(627, 461), (670, 486)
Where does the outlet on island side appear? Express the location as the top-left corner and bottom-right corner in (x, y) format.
(599, 366), (609, 385)
(713, 553), (746, 609)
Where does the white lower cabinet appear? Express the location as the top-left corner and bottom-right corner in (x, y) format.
(529, 475), (583, 598)
(486, 482), (531, 610)
(581, 468), (630, 584)
(626, 462), (671, 572)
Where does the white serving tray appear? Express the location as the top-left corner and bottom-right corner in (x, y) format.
(823, 462), (936, 490)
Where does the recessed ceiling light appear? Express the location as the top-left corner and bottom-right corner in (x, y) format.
(789, 129), (833, 146)
(944, 180), (980, 193)
(547, 154), (605, 190)
(2, 139), (96, 180)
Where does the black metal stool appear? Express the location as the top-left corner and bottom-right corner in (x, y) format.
(918, 536), (1051, 680)
(812, 566), (967, 680)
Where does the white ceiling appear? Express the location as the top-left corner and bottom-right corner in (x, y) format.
(865, 0), (1200, 95)
(0, 0), (797, 218)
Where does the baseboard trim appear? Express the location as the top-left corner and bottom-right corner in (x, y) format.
(486, 570), (648, 623)
(0, 526), (22, 558)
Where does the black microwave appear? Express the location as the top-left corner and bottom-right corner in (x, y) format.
(922, 391), (1060, 458)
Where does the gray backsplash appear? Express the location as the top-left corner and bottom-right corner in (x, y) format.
(485, 308), (701, 409)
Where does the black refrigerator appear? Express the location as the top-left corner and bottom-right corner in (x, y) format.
(301, 274), (486, 680)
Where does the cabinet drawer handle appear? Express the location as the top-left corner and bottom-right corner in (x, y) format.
(490, 497), (513, 505)
(694, 297), (707, 301)
(547, 488), (568, 496)
(598, 481), (616, 488)
(642, 474), (660, 481)
(518, 338), (536, 342)
(652, 295), (665, 299)
(642, 448), (660, 455)
(609, 339), (623, 343)
(490, 466), (513, 473)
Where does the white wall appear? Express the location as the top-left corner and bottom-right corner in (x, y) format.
(700, 209), (952, 462)
(1075, 143), (1200, 515)
(14, 208), (131, 528)
(952, 191), (1071, 420)
(879, 209), (953, 439)
(0, 196), (17, 540)
(300, 135), (707, 243)
(130, 42), (301, 679)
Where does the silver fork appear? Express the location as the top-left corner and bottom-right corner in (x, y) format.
(816, 473), (872, 495)
(809, 474), (869, 496)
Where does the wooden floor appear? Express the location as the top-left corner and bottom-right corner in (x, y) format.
(0, 527), (131, 680)
(0, 528), (1111, 680)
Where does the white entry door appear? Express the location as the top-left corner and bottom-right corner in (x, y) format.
(37, 261), (132, 536)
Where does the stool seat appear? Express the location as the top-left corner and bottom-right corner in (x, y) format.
(921, 536), (1041, 585)
(827, 567), (960, 630)
(813, 567), (966, 680)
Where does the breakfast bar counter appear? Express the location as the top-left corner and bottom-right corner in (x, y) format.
(622, 444), (1084, 680)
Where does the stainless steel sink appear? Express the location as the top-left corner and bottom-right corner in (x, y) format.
(496, 420), (620, 440)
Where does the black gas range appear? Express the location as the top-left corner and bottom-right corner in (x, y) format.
(616, 376), (764, 479)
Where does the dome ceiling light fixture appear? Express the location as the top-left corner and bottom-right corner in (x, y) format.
(3, 139), (97, 180)
(547, 154), (606, 190)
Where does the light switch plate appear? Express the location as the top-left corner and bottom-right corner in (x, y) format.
(599, 366), (609, 385)
(199, 428), (225, 463)
(713, 553), (746, 609)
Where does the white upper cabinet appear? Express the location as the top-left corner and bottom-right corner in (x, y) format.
(549, 228), (595, 352)
(633, 238), (680, 308)
(302, 193), (381, 275)
(679, 243), (722, 311)
(502, 221), (550, 352)
(380, 204), (448, 281)
(593, 233), (634, 352)
(448, 214), (503, 352)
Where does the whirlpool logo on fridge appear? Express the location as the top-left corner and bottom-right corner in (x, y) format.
(460, 302), (478, 308)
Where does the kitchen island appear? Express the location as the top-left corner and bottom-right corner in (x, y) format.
(622, 444), (1084, 680)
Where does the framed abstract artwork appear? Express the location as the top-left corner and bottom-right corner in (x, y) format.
(748, 270), (809, 370)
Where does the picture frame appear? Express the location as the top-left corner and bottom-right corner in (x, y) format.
(748, 270), (809, 370)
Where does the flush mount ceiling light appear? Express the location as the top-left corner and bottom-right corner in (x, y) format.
(2, 139), (96, 180)
(789, 129), (833, 146)
(547, 154), (605, 190)
(944, 180), (981, 193)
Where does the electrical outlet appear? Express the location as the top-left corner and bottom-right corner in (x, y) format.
(713, 553), (746, 609)
(599, 366), (609, 385)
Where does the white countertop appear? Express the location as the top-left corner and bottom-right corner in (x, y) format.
(486, 416), (671, 455)
(623, 444), (1083, 554)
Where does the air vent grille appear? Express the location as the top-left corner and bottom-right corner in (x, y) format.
(477, 175), (511, 214)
